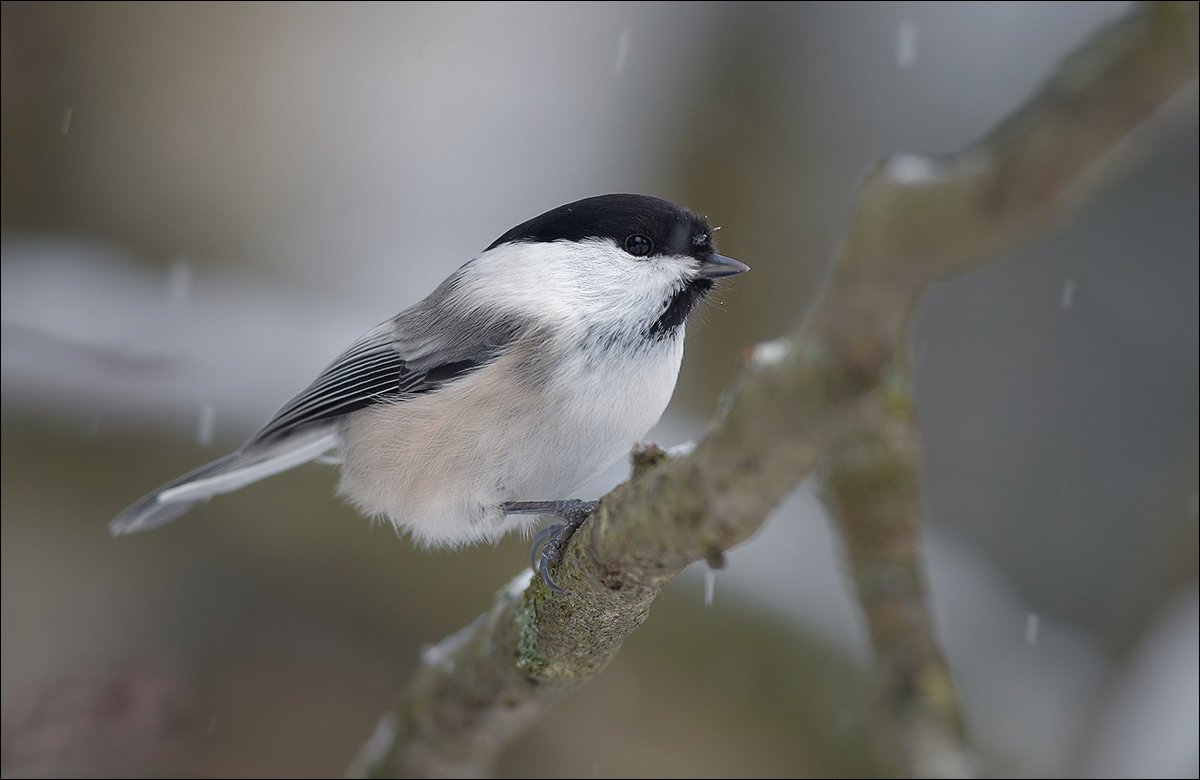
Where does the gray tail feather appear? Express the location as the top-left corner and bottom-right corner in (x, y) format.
(109, 426), (339, 536)
(109, 453), (243, 536)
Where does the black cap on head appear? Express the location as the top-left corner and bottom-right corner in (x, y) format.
(487, 194), (716, 261)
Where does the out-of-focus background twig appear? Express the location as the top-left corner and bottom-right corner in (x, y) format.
(2, 3), (1196, 778)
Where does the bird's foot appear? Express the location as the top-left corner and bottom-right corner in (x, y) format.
(501, 499), (599, 594)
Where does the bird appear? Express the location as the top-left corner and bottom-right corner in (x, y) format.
(109, 193), (748, 591)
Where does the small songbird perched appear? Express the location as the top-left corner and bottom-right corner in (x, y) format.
(110, 194), (748, 591)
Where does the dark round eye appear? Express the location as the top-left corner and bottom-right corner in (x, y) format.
(624, 233), (653, 257)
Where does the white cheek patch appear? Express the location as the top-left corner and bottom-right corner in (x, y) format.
(453, 240), (694, 330)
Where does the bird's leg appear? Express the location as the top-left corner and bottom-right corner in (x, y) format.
(501, 499), (599, 594)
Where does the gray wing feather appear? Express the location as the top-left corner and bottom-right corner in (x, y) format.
(110, 268), (529, 536)
(246, 293), (527, 448)
(248, 323), (409, 443)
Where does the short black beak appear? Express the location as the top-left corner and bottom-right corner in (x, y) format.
(696, 253), (750, 279)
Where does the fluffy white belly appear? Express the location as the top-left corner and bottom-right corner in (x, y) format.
(336, 336), (684, 546)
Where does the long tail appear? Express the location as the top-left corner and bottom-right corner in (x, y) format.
(109, 427), (339, 536)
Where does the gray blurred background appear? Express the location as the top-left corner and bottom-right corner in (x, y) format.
(2, 2), (1196, 777)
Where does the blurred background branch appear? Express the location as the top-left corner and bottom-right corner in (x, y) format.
(351, 4), (1198, 777)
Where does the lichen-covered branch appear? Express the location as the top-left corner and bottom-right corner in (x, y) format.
(351, 4), (1198, 777)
